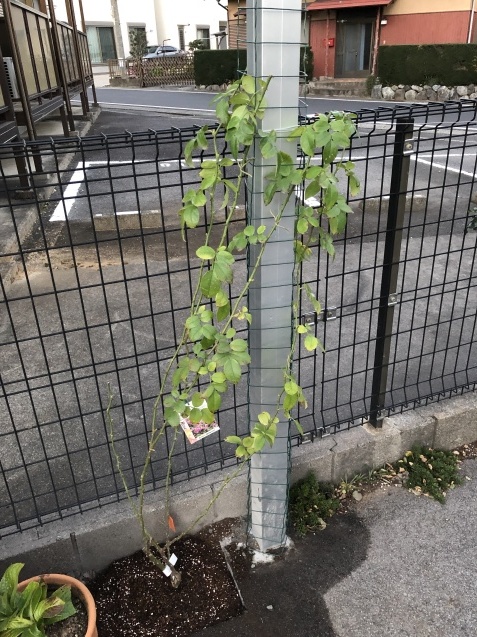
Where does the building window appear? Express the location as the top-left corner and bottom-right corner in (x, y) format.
(178, 25), (186, 51)
(196, 26), (210, 49)
(128, 26), (146, 39)
(86, 26), (117, 63)
(217, 21), (227, 50)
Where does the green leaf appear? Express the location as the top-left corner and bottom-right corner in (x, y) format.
(201, 324), (217, 340)
(181, 204), (200, 229)
(165, 408), (180, 427)
(244, 225), (255, 237)
(217, 302), (231, 322)
(207, 390), (221, 412)
(230, 339), (248, 352)
(242, 74), (256, 95)
(349, 174), (360, 196)
(314, 130), (332, 148)
(283, 392), (298, 413)
(293, 419), (304, 436)
(196, 245), (216, 260)
(196, 127), (208, 150)
(304, 334), (319, 351)
(287, 125), (304, 140)
(306, 165), (321, 179)
(216, 98), (230, 125)
(305, 180), (320, 199)
(258, 412), (270, 426)
(191, 392), (204, 408)
(297, 218), (308, 234)
(215, 289), (228, 307)
(192, 191), (207, 207)
(224, 358), (242, 383)
(284, 381), (299, 395)
(229, 104), (248, 126)
(225, 435), (242, 445)
(300, 127), (316, 157)
(264, 182), (276, 205)
(184, 138), (196, 167)
(34, 597), (64, 622)
(200, 271), (221, 298)
(211, 372), (226, 383)
(0, 563), (23, 597)
(189, 408), (203, 424)
(297, 324), (308, 334)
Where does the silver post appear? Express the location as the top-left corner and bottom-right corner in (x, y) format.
(246, 0), (301, 551)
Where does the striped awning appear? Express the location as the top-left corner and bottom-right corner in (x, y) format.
(307, 0), (392, 10)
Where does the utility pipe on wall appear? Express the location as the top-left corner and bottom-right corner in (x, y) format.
(468, 0), (476, 43)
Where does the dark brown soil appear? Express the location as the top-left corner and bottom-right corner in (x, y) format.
(90, 536), (243, 637)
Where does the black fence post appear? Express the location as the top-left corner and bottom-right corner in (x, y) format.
(369, 117), (415, 427)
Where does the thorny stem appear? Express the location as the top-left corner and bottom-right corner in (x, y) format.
(107, 77), (358, 585)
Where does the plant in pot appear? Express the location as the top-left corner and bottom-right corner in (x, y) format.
(0, 563), (97, 637)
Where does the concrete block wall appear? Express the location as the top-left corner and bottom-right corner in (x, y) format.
(1, 392), (475, 577)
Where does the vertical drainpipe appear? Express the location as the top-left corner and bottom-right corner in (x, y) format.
(246, 0), (301, 552)
(325, 10), (329, 78)
(371, 6), (382, 77)
(468, 0), (476, 43)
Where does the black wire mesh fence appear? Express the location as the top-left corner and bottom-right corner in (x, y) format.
(0, 101), (476, 537)
(296, 101), (477, 437)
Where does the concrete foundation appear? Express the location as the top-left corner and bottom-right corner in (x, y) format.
(0, 392), (475, 577)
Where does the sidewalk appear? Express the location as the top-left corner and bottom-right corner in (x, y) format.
(92, 64), (110, 88)
(195, 455), (477, 637)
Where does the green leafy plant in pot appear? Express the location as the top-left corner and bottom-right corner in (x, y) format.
(0, 563), (97, 637)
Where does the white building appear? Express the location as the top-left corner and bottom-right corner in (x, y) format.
(154, 0), (228, 51)
(62, 0), (159, 63)
(56, 0), (227, 64)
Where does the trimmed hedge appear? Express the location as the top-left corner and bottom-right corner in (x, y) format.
(194, 47), (313, 86)
(194, 50), (247, 86)
(378, 44), (477, 87)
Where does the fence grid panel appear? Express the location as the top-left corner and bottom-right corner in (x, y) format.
(0, 101), (476, 537)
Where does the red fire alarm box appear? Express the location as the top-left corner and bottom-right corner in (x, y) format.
(327, 38), (335, 48)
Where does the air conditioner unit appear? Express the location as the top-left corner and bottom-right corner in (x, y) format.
(3, 57), (20, 100)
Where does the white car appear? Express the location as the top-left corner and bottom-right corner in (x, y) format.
(143, 45), (183, 58)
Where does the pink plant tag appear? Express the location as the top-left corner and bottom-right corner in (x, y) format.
(180, 401), (219, 444)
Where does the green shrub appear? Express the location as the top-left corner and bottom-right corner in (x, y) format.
(366, 74), (377, 96)
(378, 44), (477, 86)
(194, 49), (247, 86)
(396, 446), (463, 503)
(288, 472), (339, 536)
(194, 47), (313, 86)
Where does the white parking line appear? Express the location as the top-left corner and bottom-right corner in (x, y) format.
(50, 163), (86, 221)
(49, 158), (191, 221)
(413, 157), (477, 179)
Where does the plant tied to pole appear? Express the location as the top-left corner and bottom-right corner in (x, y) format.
(107, 74), (359, 587)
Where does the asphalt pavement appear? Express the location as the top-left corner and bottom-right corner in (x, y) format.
(195, 456), (477, 637)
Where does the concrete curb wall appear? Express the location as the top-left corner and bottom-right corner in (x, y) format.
(1, 392), (475, 577)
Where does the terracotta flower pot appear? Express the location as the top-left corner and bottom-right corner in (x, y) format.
(18, 573), (98, 637)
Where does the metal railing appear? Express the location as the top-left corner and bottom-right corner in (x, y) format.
(0, 101), (475, 537)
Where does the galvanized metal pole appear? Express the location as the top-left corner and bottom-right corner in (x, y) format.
(246, 0), (301, 551)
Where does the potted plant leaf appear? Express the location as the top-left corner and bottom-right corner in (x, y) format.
(0, 563), (97, 637)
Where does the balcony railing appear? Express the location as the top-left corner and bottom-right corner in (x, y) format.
(0, 0), (95, 139)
